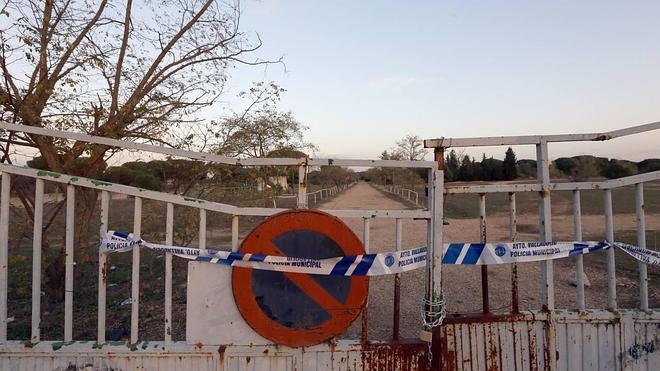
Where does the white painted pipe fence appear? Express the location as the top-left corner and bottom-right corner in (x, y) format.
(0, 120), (659, 370)
(273, 182), (357, 208)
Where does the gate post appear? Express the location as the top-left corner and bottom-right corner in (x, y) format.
(297, 159), (308, 209)
(536, 139), (557, 371)
(429, 148), (445, 370)
(431, 149), (444, 303)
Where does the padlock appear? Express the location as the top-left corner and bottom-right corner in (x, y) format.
(419, 329), (432, 343)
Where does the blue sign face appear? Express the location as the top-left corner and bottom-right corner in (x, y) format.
(495, 245), (506, 257)
(384, 254), (395, 267)
(252, 230), (351, 328)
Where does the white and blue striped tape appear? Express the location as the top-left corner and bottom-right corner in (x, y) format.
(101, 231), (659, 276)
(441, 241), (610, 265)
(442, 241), (659, 267)
(101, 230), (427, 276)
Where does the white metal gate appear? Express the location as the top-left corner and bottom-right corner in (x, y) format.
(0, 121), (658, 370)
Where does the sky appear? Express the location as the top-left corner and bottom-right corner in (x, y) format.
(213, 0), (660, 162)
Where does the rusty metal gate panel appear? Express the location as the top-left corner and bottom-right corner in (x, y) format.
(436, 310), (660, 371)
(0, 342), (219, 371)
(438, 313), (549, 371)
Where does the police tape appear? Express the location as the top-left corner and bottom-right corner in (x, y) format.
(442, 240), (659, 267)
(101, 230), (427, 276)
(101, 231), (659, 276)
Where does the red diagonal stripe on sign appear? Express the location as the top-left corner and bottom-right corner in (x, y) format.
(259, 240), (347, 311)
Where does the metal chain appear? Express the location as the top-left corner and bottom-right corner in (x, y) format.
(421, 293), (446, 369)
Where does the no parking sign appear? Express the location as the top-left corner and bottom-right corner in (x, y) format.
(232, 210), (369, 347)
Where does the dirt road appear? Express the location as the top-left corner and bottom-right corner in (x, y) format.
(321, 182), (658, 341)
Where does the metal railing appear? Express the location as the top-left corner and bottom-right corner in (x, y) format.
(0, 122), (442, 346)
(272, 183), (356, 208)
(425, 120), (660, 314)
(381, 185), (424, 207)
(0, 119), (658, 352)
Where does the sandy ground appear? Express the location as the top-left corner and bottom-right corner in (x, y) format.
(320, 182), (659, 341)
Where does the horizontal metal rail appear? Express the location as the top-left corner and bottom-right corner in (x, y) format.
(424, 120), (660, 148)
(0, 164), (430, 219)
(0, 121), (436, 169)
(381, 185), (423, 206)
(443, 170), (660, 194)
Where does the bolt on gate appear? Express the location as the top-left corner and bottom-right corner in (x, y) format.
(0, 120), (658, 370)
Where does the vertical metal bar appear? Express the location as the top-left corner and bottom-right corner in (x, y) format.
(604, 189), (616, 309)
(131, 197), (142, 343)
(393, 218), (402, 341)
(297, 163), (307, 209)
(537, 140), (557, 371)
(509, 193), (519, 313)
(64, 185), (75, 341)
(0, 173), (8, 342)
(97, 190), (110, 344)
(573, 190), (585, 311)
(636, 183), (648, 311)
(426, 148), (445, 302)
(430, 152), (444, 304)
(479, 193), (489, 314)
(536, 140), (555, 310)
(361, 218), (370, 343)
(199, 209), (207, 255)
(426, 168), (433, 307)
(231, 215), (239, 252)
(165, 203), (173, 343)
(31, 179), (44, 342)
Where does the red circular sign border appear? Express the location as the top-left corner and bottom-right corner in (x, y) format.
(232, 209), (368, 347)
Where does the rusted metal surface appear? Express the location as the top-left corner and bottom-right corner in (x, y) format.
(360, 342), (429, 371)
(232, 210), (368, 347)
(392, 274), (401, 342)
(434, 310), (660, 371)
(509, 192), (520, 314)
(361, 218), (370, 344)
(479, 194), (490, 314)
(393, 219), (402, 342)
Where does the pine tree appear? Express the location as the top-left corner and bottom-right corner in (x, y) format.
(503, 147), (518, 180)
(445, 150), (460, 181)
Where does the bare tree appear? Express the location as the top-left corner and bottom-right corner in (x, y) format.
(393, 134), (427, 161)
(1, 0), (277, 167)
(0, 0), (277, 240)
(0, 0), (279, 300)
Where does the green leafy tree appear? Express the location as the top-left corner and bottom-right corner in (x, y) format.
(517, 159), (536, 178)
(503, 147), (518, 180)
(554, 157), (579, 177)
(458, 155), (475, 181)
(602, 159), (638, 179)
(637, 159), (660, 173)
(445, 150), (460, 182)
(482, 156), (504, 181)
